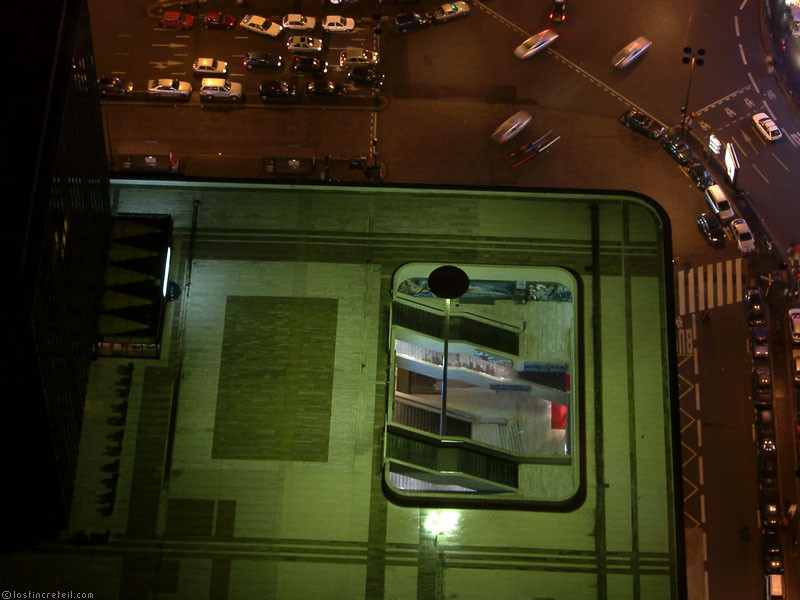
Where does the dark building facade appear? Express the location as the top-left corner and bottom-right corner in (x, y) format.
(2, 0), (110, 547)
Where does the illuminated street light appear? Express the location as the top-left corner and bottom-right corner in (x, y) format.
(680, 47), (705, 137)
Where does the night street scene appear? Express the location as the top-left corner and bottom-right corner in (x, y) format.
(6, 0), (800, 598)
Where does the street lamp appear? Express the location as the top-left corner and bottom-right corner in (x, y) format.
(680, 47), (705, 137)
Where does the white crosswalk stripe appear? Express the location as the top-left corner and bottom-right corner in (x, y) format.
(675, 258), (744, 315)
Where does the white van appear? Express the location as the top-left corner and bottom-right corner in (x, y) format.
(705, 184), (734, 222)
(766, 573), (784, 599)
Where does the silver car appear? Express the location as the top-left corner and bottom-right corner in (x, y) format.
(287, 36), (324, 53)
(611, 36), (652, 68)
(147, 78), (192, 100)
(491, 110), (532, 143)
(199, 78), (243, 101)
(514, 29), (558, 59)
(431, 1), (470, 23)
(192, 58), (228, 77)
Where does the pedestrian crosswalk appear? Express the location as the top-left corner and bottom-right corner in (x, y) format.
(675, 258), (745, 316)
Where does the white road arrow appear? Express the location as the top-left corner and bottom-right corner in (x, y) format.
(149, 60), (184, 69)
(152, 43), (187, 48)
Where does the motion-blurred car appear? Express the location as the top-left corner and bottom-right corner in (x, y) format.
(752, 112), (782, 141)
(730, 218), (756, 255)
(696, 212), (725, 247)
(491, 110), (531, 143)
(548, 0), (567, 22)
(243, 52), (283, 70)
(760, 488), (780, 529)
(282, 14), (316, 30)
(160, 11), (194, 29)
(203, 12), (235, 30)
(291, 56), (328, 75)
(288, 36), (324, 53)
(348, 66), (384, 87)
(339, 46), (378, 66)
(239, 15), (283, 37)
(789, 307), (800, 343)
(97, 76), (133, 98)
(394, 12), (431, 33)
(199, 78), (243, 101)
(322, 15), (355, 32)
(192, 58), (228, 77)
(620, 109), (664, 139)
(611, 36), (651, 68)
(306, 80), (347, 98)
(745, 287), (766, 325)
(662, 134), (694, 164)
(686, 159), (714, 189)
(259, 80), (297, 100)
(751, 325), (769, 359)
(431, 1), (470, 24)
(514, 29), (558, 59)
(147, 78), (192, 100)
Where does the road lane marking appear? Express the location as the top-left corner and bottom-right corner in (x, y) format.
(735, 16), (740, 36)
(732, 134), (748, 158)
(716, 262), (723, 308)
(688, 268), (695, 314)
(736, 260), (743, 301)
(747, 72), (760, 93)
(678, 270), (685, 316)
(787, 131), (800, 147)
(762, 99), (777, 119)
(772, 152), (790, 171)
(695, 382), (700, 410)
(700, 493), (706, 523)
(752, 163), (769, 183)
(739, 44), (747, 65)
(697, 420), (703, 447)
(707, 264), (714, 309)
(695, 85), (751, 115)
(727, 260), (734, 305)
(697, 268), (705, 311)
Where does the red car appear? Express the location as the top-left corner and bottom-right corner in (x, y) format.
(160, 11), (194, 29)
(203, 12), (236, 30)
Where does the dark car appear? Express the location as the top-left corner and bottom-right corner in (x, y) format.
(259, 80), (297, 101)
(244, 52), (283, 70)
(745, 287), (766, 325)
(752, 366), (772, 409)
(394, 11), (431, 32)
(97, 76), (134, 98)
(762, 531), (784, 573)
(347, 66), (385, 88)
(759, 453), (778, 484)
(757, 409), (775, 440)
(548, 0), (567, 22)
(697, 213), (725, 247)
(751, 325), (770, 359)
(306, 80), (346, 98)
(203, 12), (236, 29)
(620, 109), (665, 139)
(760, 487), (781, 529)
(292, 56), (328, 76)
(686, 158), (714, 189)
(662, 134), (694, 165)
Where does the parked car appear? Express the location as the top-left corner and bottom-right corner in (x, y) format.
(789, 307), (800, 343)
(491, 110), (532, 143)
(752, 367), (772, 409)
(430, 1), (470, 24)
(239, 15), (283, 37)
(611, 36), (651, 68)
(705, 184), (734, 222)
(730, 218), (756, 255)
(282, 14), (316, 30)
(259, 80), (297, 100)
(243, 52), (283, 70)
(292, 56), (328, 76)
(339, 46), (378, 67)
(322, 15), (355, 32)
(97, 76), (133, 98)
(759, 453), (778, 484)
(793, 349), (800, 385)
(620, 109), (664, 139)
(686, 159), (714, 189)
(662, 134), (694, 165)
(288, 36), (324, 53)
(696, 213), (725, 247)
(751, 325), (769, 359)
(199, 78), (243, 101)
(394, 12), (431, 33)
(760, 487), (781, 529)
(160, 11), (194, 29)
(203, 12), (235, 30)
(306, 80), (347, 98)
(514, 29), (559, 60)
(147, 78), (192, 100)
(752, 112), (783, 141)
(757, 409), (776, 440)
(745, 287), (766, 325)
(548, 0), (567, 22)
(192, 57), (228, 77)
(348, 66), (384, 88)
(761, 531), (784, 573)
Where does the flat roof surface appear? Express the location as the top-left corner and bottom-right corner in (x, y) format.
(1, 181), (682, 599)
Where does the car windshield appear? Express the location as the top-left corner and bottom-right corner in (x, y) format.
(718, 200), (731, 210)
(739, 231), (752, 241)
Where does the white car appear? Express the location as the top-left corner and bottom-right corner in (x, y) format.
(199, 78), (243, 101)
(192, 57), (228, 77)
(282, 14), (316, 30)
(491, 110), (532, 143)
(611, 36), (652, 68)
(322, 15), (355, 32)
(287, 36), (324, 53)
(430, 1), (470, 23)
(730, 218), (756, 255)
(239, 15), (283, 37)
(789, 308), (800, 344)
(752, 112), (783, 141)
(339, 46), (378, 67)
(147, 78), (192, 100)
(514, 29), (558, 59)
